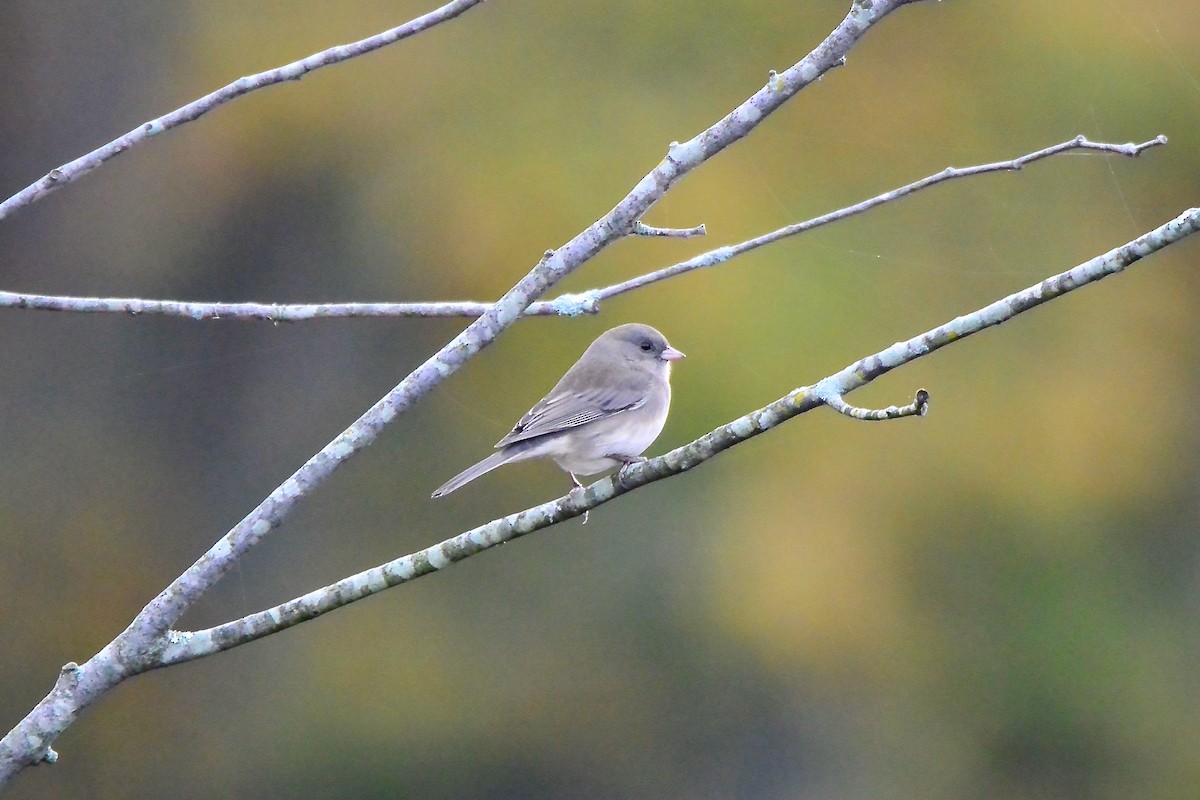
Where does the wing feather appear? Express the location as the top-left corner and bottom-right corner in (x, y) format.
(495, 383), (647, 447)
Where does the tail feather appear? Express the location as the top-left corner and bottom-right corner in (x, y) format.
(431, 450), (514, 498)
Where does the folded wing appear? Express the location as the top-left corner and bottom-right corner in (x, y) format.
(496, 384), (647, 448)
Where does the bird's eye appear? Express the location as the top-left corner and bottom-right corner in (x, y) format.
(639, 340), (654, 352)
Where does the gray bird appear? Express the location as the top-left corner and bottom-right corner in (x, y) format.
(431, 323), (684, 498)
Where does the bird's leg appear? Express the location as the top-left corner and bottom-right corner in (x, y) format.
(568, 472), (589, 525)
(607, 454), (648, 489)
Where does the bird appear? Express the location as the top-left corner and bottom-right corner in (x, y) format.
(431, 323), (684, 499)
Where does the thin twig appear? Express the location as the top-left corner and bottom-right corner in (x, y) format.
(632, 221), (707, 238)
(0, 0), (488, 222)
(823, 389), (929, 420)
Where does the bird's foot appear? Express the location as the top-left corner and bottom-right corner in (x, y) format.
(568, 473), (589, 525)
(609, 454), (648, 489)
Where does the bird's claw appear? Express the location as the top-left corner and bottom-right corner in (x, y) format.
(568, 472), (589, 524)
(610, 455), (647, 489)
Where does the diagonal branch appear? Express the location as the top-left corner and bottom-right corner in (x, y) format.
(125, 0), (917, 645)
(0, 0), (926, 784)
(151, 206), (1200, 666)
(0, 134), (1163, 323)
(0, 0), (488, 222)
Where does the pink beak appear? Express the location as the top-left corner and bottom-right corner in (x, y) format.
(661, 346), (686, 361)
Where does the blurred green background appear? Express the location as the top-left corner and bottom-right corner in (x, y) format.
(3, 0), (1199, 797)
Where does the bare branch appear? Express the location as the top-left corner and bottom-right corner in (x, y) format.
(0, 0), (488, 222)
(124, 0), (917, 632)
(150, 206), (1200, 665)
(0, 293), (495, 321)
(0, 291), (605, 321)
(0, 291), (611, 320)
(0, 135), (1163, 323)
(1, 0), (925, 783)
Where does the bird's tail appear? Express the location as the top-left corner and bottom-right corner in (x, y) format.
(431, 450), (514, 498)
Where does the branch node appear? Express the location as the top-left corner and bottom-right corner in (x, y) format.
(823, 388), (929, 421)
(664, 140), (693, 166)
(54, 662), (81, 690)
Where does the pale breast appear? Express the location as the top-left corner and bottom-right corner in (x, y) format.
(549, 381), (671, 475)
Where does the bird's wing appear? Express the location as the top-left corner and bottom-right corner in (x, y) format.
(495, 383), (647, 447)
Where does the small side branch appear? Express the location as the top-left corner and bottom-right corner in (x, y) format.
(632, 221), (707, 239)
(823, 389), (929, 420)
(0, 0), (487, 222)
